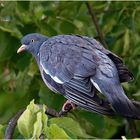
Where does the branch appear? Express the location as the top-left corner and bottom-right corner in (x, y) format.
(127, 118), (138, 138)
(85, 1), (108, 48)
(4, 109), (25, 139)
(132, 100), (140, 108)
(45, 107), (59, 117)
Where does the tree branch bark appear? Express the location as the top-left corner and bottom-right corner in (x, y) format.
(127, 118), (138, 138)
(4, 109), (25, 139)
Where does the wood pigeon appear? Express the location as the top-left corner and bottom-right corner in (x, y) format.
(17, 33), (140, 119)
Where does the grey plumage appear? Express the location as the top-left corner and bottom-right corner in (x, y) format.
(18, 33), (140, 119)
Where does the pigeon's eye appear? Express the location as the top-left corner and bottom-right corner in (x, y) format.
(31, 39), (34, 43)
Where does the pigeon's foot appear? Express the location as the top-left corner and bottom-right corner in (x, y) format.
(59, 100), (77, 116)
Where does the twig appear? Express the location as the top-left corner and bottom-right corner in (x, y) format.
(45, 107), (59, 117)
(4, 109), (25, 139)
(127, 118), (138, 138)
(37, 104), (59, 117)
(85, 2), (139, 138)
(132, 100), (140, 108)
(85, 1), (108, 49)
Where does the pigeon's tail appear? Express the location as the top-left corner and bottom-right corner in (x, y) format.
(92, 78), (140, 119)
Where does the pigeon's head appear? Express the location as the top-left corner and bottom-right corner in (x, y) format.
(17, 33), (48, 56)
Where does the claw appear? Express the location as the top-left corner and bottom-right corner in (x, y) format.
(59, 100), (77, 117)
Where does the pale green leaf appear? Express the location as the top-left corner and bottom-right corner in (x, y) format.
(17, 100), (40, 138)
(17, 108), (33, 138)
(32, 112), (43, 139)
(42, 105), (49, 138)
(123, 29), (130, 55)
(121, 136), (127, 140)
(27, 100), (40, 114)
(48, 124), (71, 139)
(133, 90), (140, 97)
(49, 117), (94, 138)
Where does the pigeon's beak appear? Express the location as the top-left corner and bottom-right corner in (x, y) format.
(17, 44), (27, 53)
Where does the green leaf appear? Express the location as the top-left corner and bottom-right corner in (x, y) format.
(27, 60), (38, 77)
(17, 108), (33, 138)
(123, 29), (130, 55)
(17, 1), (30, 11)
(0, 26), (22, 38)
(32, 112), (43, 139)
(103, 117), (121, 138)
(60, 20), (77, 34)
(42, 105), (49, 138)
(17, 100), (40, 138)
(0, 124), (5, 139)
(27, 100), (40, 114)
(49, 117), (94, 138)
(40, 23), (57, 36)
(133, 90), (140, 97)
(48, 124), (71, 139)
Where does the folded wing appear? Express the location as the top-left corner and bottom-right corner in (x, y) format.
(39, 36), (114, 116)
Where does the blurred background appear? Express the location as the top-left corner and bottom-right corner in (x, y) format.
(0, 1), (140, 139)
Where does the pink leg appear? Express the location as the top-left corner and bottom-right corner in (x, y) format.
(59, 100), (77, 116)
(62, 100), (77, 112)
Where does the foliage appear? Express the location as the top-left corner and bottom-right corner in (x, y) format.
(0, 1), (140, 139)
(17, 100), (93, 139)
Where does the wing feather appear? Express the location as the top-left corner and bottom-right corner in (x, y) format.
(76, 35), (134, 82)
(64, 81), (114, 115)
(40, 37), (97, 83)
(63, 77), (114, 115)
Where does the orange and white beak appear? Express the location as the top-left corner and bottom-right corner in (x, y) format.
(17, 44), (27, 53)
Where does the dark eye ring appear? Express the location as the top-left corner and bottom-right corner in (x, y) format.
(31, 39), (34, 42)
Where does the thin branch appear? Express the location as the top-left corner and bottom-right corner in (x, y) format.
(127, 118), (138, 138)
(85, 1), (108, 49)
(4, 109), (25, 139)
(45, 107), (59, 117)
(132, 100), (140, 108)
